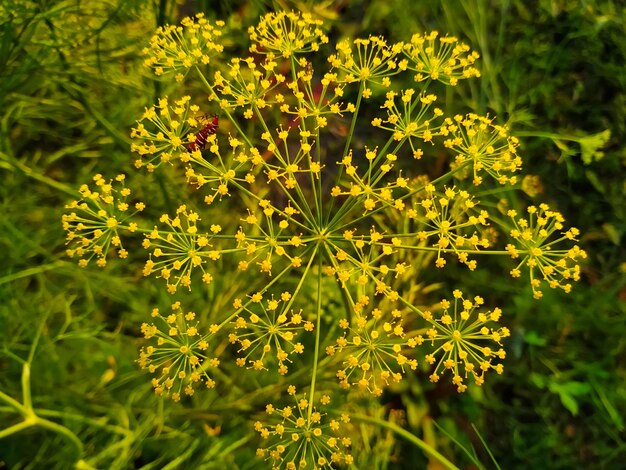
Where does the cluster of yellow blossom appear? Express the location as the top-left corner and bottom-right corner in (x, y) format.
(138, 302), (220, 402)
(248, 11), (328, 58)
(372, 89), (443, 153)
(404, 185), (491, 269)
(229, 291), (314, 374)
(255, 386), (353, 469)
(62, 174), (143, 267)
(142, 204), (226, 293)
(417, 290), (510, 393)
(61, 10), (589, 466)
(441, 113), (521, 185)
(329, 36), (404, 87)
(213, 57), (286, 115)
(403, 31), (481, 85)
(322, 227), (408, 296)
(327, 298), (418, 396)
(142, 13), (224, 81)
(184, 133), (258, 204)
(130, 96), (201, 171)
(505, 204), (586, 298)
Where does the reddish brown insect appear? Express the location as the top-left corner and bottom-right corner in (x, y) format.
(187, 115), (219, 151)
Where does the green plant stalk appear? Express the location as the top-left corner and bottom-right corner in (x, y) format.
(214, 249), (313, 331)
(514, 130), (590, 142)
(0, 261), (67, 285)
(252, 105), (317, 226)
(307, 250), (324, 420)
(325, 78), (433, 231)
(0, 310), (83, 456)
(349, 413), (459, 470)
(0, 152), (77, 196)
(324, 80), (365, 226)
(0, 379), (84, 456)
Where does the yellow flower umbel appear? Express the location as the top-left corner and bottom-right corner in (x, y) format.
(212, 56), (286, 117)
(405, 185), (491, 269)
(142, 13), (224, 80)
(403, 31), (480, 85)
(184, 133), (258, 205)
(255, 386), (353, 469)
(138, 302), (220, 402)
(130, 96), (202, 171)
(328, 299), (417, 397)
(417, 290), (510, 393)
(62, 174), (144, 267)
(142, 204), (227, 294)
(441, 113), (521, 185)
(248, 11), (328, 58)
(505, 204), (586, 299)
(229, 292), (314, 374)
(323, 227), (408, 297)
(61, 12), (589, 463)
(329, 35), (404, 88)
(371, 89), (443, 154)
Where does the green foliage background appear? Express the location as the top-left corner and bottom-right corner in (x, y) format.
(1, 0), (624, 468)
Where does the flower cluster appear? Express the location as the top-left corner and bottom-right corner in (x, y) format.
(61, 9), (588, 467)
(248, 11), (328, 58)
(372, 89), (442, 152)
(138, 302), (220, 401)
(404, 184), (490, 269)
(418, 290), (509, 393)
(403, 31), (481, 85)
(142, 13), (224, 80)
(323, 227), (408, 297)
(255, 387), (353, 469)
(62, 174), (144, 267)
(441, 113), (521, 185)
(229, 292), (314, 374)
(330, 35), (404, 87)
(130, 96), (203, 171)
(142, 204), (227, 293)
(327, 299), (418, 396)
(505, 204), (586, 298)
(213, 57), (286, 114)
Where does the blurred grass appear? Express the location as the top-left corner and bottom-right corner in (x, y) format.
(1, 0), (624, 468)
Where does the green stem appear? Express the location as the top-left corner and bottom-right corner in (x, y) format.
(324, 81), (365, 226)
(0, 403), (83, 456)
(21, 363), (32, 411)
(342, 81), (365, 159)
(0, 390), (28, 416)
(214, 254), (307, 331)
(514, 131), (585, 142)
(280, 244), (319, 314)
(0, 152), (77, 197)
(0, 419), (35, 439)
(349, 413), (459, 470)
(36, 416), (84, 455)
(36, 409), (130, 436)
(252, 106), (317, 227)
(0, 261), (66, 286)
(307, 249), (324, 420)
(326, 79), (433, 231)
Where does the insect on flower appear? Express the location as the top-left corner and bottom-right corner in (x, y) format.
(187, 114), (219, 151)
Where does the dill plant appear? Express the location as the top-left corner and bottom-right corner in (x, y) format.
(61, 11), (587, 468)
